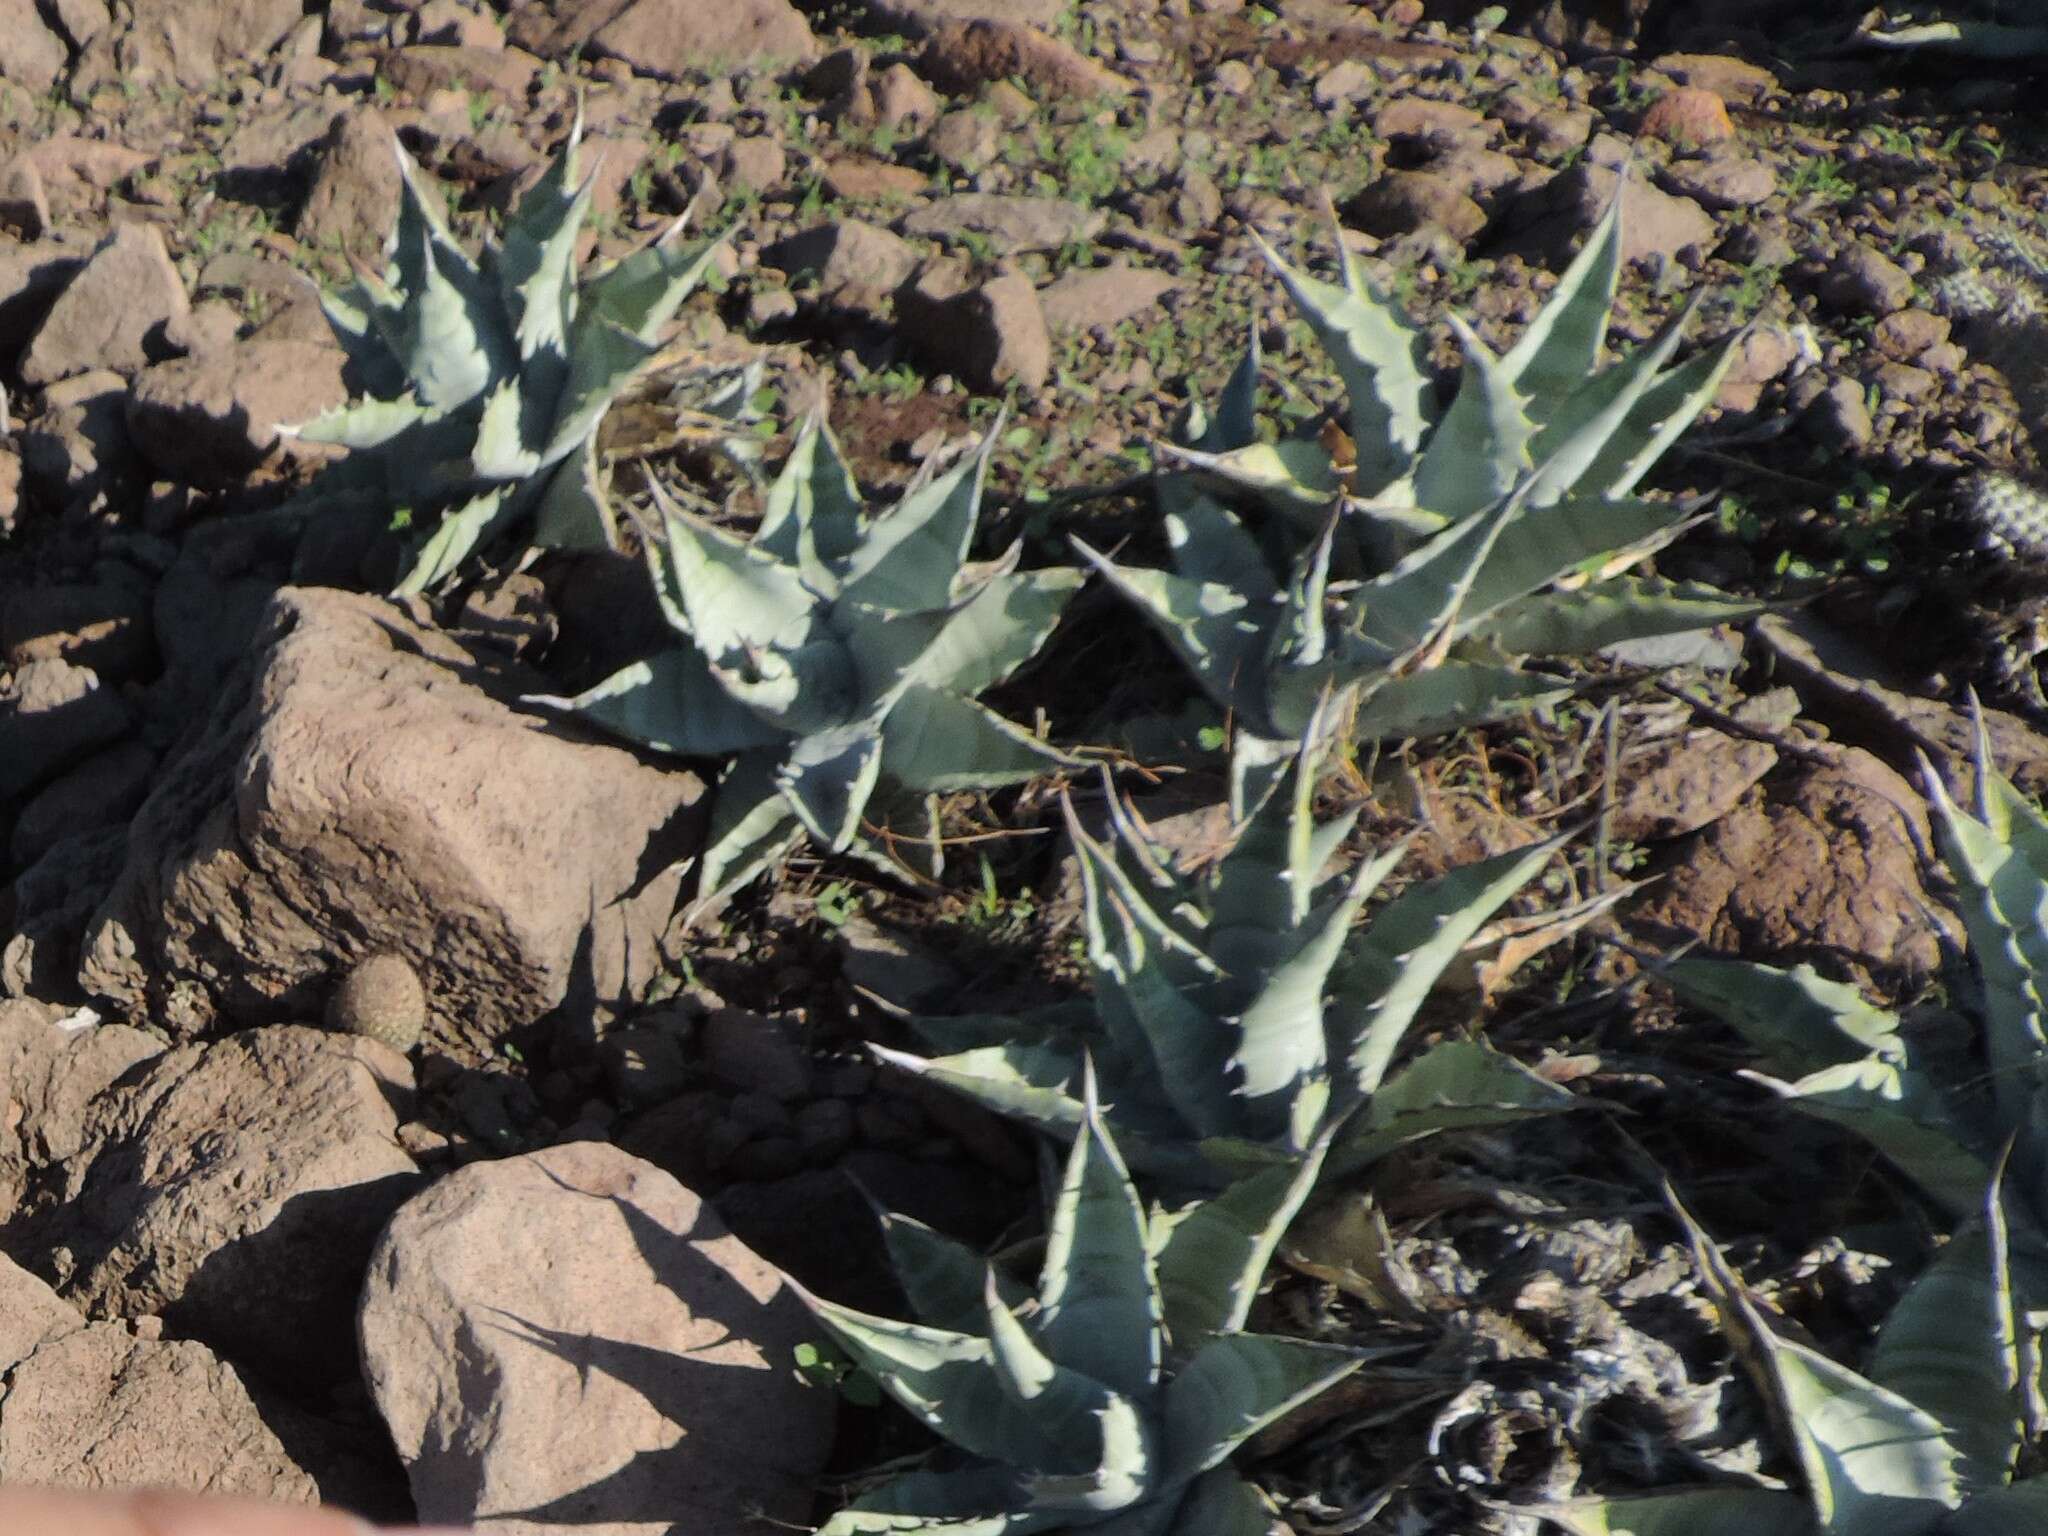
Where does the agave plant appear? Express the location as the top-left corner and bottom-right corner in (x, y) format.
(1655, 723), (2048, 1289)
(1084, 192), (1760, 814)
(1545, 1173), (2048, 1535)
(285, 116), (758, 595)
(529, 416), (1084, 904)
(792, 1091), (1363, 1535)
(874, 715), (1572, 1191)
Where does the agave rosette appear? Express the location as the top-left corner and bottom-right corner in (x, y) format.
(531, 416), (1084, 903)
(1084, 193), (1760, 813)
(288, 115), (758, 594)
(794, 1092), (1363, 1535)
(876, 716), (1572, 1190)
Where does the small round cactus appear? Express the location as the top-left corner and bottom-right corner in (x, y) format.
(325, 953), (427, 1053)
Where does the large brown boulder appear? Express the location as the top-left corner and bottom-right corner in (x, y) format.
(79, 587), (707, 1057)
(359, 1141), (835, 1531)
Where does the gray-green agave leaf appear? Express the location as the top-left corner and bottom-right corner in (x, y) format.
(530, 415), (1084, 905)
(1544, 1172), (2042, 1536)
(1102, 191), (1759, 806)
(285, 116), (758, 595)
(793, 1095), (1362, 1535)
(874, 716), (1571, 1191)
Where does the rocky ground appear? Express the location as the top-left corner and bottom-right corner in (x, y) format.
(5, 0), (2048, 1531)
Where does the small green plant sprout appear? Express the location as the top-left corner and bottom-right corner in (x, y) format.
(528, 416), (1085, 907)
(789, 1087), (1364, 1536)
(874, 711), (1572, 1191)
(1088, 191), (1760, 813)
(283, 112), (759, 596)
(1545, 1172), (2048, 1535)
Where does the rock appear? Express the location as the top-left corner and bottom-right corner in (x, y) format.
(1818, 243), (1914, 318)
(297, 106), (404, 260)
(1652, 52), (1778, 106)
(0, 1325), (319, 1500)
(1344, 169), (1489, 243)
(0, 238), (85, 360)
(119, 0), (304, 88)
(857, 0), (1065, 32)
(717, 135), (785, 195)
(900, 191), (1104, 255)
(821, 154), (929, 204)
(0, 658), (133, 804)
(2, 829), (128, 1002)
(126, 338), (349, 487)
(1033, 263), (1182, 337)
(383, 42), (539, 98)
(411, 0), (504, 47)
(919, 18), (1130, 100)
(928, 106), (1003, 173)
(19, 369), (140, 512)
(0, 999), (162, 1214)
(1628, 744), (1950, 981)
(2, 579), (155, 681)
(359, 1141), (834, 1532)
(1713, 325), (1805, 413)
(1505, 164), (1715, 267)
(326, 953), (428, 1053)
(1312, 59), (1375, 108)
(1611, 722), (1779, 843)
(0, 1250), (84, 1372)
(0, 158), (50, 240)
(507, 0), (818, 72)
(700, 1007), (812, 1101)
(18, 1026), (420, 1384)
(1659, 155), (1774, 211)
(0, 0), (70, 93)
(9, 741), (155, 868)
(1802, 374), (1874, 452)
(597, 1015), (693, 1107)
(899, 266), (1050, 390)
(1372, 96), (1489, 151)
(1873, 308), (1950, 362)
(1494, 89), (1595, 156)
(1637, 86), (1734, 148)
(760, 219), (919, 320)
(79, 588), (707, 1057)
(20, 224), (189, 387)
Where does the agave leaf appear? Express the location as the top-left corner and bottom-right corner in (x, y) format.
(1152, 1138), (1328, 1336)
(915, 566), (1087, 699)
(880, 1212), (1031, 1335)
(1923, 769), (2048, 1138)
(390, 210), (508, 412)
(1160, 1468), (1274, 1536)
(800, 1286), (1066, 1469)
(828, 1464), (1056, 1533)
(1663, 957), (1906, 1074)
(1225, 857), (1377, 1110)
(696, 749), (804, 911)
(1348, 660), (1573, 744)
(1481, 578), (1769, 658)
(1159, 1331), (1362, 1486)
(1155, 438), (1344, 516)
(839, 438), (989, 612)
(529, 437), (611, 550)
(779, 718), (886, 852)
(471, 376), (546, 481)
(1035, 1105), (1164, 1399)
(1331, 1038), (1574, 1175)
(880, 688), (1074, 792)
(1585, 334), (1739, 500)
(540, 309), (662, 465)
(583, 219), (725, 340)
(396, 485), (516, 597)
(981, 1271), (1140, 1476)
(1248, 228), (1432, 492)
(1163, 489), (1274, 592)
(1501, 191), (1622, 425)
(1675, 1195), (1964, 1531)
(656, 494), (819, 656)
(290, 393), (444, 451)
(755, 414), (865, 575)
(524, 648), (785, 757)
(493, 115), (588, 372)
(1337, 838), (1557, 1097)
(1866, 1173), (2023, 1494)
(1944, 1477), (2048, 1531)
(1763, 1057), (1994, 1224)
(1540, 1489), (1816, 1536)
(870, 1041), (1091, 1142)
(1071, 542), (1266, 716)
(319, 284), (410, 399)
(1410, 315), (1534, 519)
(1020, 1391), (1153, 1514)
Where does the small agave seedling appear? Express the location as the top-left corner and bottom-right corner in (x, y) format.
(1545, 1173), (2048, 1535)
(286, 116), (758, 595)
(792, 1092), (1364, 1535)
(529, 416), (1085, 905)
(875, 715), (1572, 1191)
(1656, 722), (2048, 1291)
(1084, 192), (1760, 813)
